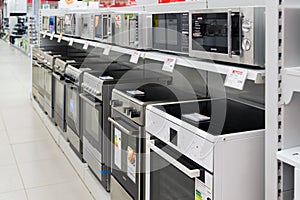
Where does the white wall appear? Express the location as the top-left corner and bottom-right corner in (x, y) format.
(207, 0), (265, 7)
(6, 0), (27, 14)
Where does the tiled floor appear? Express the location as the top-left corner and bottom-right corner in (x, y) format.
(0, 40), (94, 199)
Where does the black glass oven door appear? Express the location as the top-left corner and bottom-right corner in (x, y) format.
(153, 14), (167, 51)
(109, 115), (141, 200)
(166, 13), (182, 52)
(66, 82), (79, 134)
(147, 139), (208, 200)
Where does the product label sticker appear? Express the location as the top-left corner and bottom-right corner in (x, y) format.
(114, 128), (122, 169)
(115, 15), (122, 28)
(68, 38), (74, 46)
(130, 51), (142, 64)
(99, 76), (114, 80)
(224, 68), (248, 90)
(103, 45), (112, 56)
(182, 113), (210, 123)
(57, 33), (63, 43)
(195, 178), (204, 200)
(162, 57), (176, 73)
(126, 90), (145, 96)
(127, 146), (136, 183)
(50, 32), (55, 40)
(83, 41), (89, 50)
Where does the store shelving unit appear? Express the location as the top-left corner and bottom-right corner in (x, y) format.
(40, 31), (265, 84)
(266, 1), (300, 200)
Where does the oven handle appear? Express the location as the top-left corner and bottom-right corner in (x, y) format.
(228, 9), (232, 58)
(147, 140), (201, 178)
(128, 17), (137, 44)
(80, 93), (101, 107)
(108, 117), (136, 136)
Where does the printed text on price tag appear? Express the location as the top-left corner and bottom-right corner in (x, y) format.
(103, 45), (112, 56)
(130, 51), (141, 64)
(162, 57), (176, 73)
(224, 68), (248, 90)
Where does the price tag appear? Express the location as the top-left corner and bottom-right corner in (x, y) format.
(224, 68), (248, 90)
(130, 51), (141, 64)
(162, 57), (176, 73)
(50, 32), (55, 40)
(57, 33), (63, 43)
(68, 38), (74, 46)
(83, 41), (89, 50)
(42, 32), (46, 38)
(103, 45), (112, 56)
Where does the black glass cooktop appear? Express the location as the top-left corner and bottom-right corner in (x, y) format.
(155, 99), (265, 135)
(119, 83), (203, 103)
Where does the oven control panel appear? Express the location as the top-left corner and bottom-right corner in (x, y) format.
(82, 73), (103, 99)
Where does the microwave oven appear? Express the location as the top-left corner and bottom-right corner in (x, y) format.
(189, 7), (265, 67)
(56, 16), (64, 34)
(49, 16), (56, 34)
(112, 12), (152, 49)
(94, 13), (113, 43)
(64, 13), (82, 37)
(42, 16), (49, 32)
(81, 13), (95, 40)
(152, 12), (189, 54)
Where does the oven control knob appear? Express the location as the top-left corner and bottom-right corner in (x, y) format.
(130, 110), (140, 118)
(242, 39), (251, 51)
(124, 107), (133, 115)
(242, 19), (251, 33)
(95, 91), (101, 96)
(111, 100), (123, 107)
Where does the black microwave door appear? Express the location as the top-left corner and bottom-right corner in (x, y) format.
(166, 13), (182, 53)
(153, 14), (167, 51)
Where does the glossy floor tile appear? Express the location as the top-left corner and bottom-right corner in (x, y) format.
(0, 40), (94, 199)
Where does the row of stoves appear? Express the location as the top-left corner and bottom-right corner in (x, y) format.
(32, 46), (266, 200)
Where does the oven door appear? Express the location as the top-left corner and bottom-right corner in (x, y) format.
(145, 137), (213, 200)
(80, 93), (102, 161)
(108, 114), (141, 200)
(53, 72), (66, 132)
(44, 67), (53, 117)
(66, 81), (79, 134)
(191, 11), (241, 56)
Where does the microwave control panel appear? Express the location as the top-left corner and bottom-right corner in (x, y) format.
(181, 13), (189, 53)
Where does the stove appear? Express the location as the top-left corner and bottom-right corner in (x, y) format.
(81, 67), (172, 192)
(109, 84), (205, 200)
(145, 98), (265, 200)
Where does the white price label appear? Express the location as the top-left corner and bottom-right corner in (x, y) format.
(57, 33), (63, 43)
(103, 45), (112, 56)
(50, 32), (55, 40)
(42, 32), (46, 38)
(224, 68), (248, 90)
(162, 57), (176, 73)
(68, 38), (74, 46)
(83, 42), (89, 50)
(130, 51), (141, 64)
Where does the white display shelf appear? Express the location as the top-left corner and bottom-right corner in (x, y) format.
(40, 31), (265, 84)
(282, 67), (300, 104)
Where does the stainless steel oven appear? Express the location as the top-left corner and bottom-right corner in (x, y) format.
(81, 13), (95, 40)
(94, 13), (113, 43)
(113, 12), (152, 49)
(152, 12), (189, 54)
(64, 13), (82, 37)
(189, 7), (265, 67)
(32, 51), (45, 109)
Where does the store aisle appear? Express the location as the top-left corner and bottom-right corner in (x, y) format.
(0, 40), (94, 200)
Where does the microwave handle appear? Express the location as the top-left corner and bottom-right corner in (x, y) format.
(147, 140), (201, 178)
(228, 9), (232, 58)
(102, 15), (111, 38)
(128, 17), (136, 44)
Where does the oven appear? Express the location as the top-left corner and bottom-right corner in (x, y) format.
(94, 13), (113, 43)
(152, 12), (189, 54)
(81, 13), (95, 40)
(80, 92), (105, 177)
(189, 7), (265, 67)
(145, 136), (213, 200)
(113, 12), (152, 49)
(108, 111), (142, 200)
(32, 55), (44, 109)
(42, 16), (49, 32)
(64, 13), (82, 36)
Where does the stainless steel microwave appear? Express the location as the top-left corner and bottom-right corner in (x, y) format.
(81, 13), (95, 40)
(152, 12), (189, 54)
(189, 7), (265, 67)
(112, 12), (152, 50)
(64, 13), (82, 37)
(94, 13), (113, 43)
